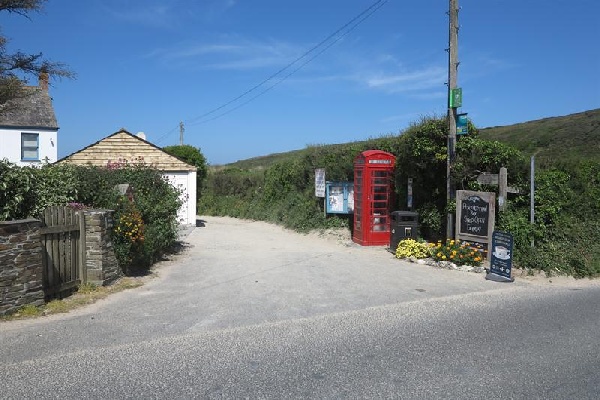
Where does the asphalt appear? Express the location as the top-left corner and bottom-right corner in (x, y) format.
(2, 216), (600, 398)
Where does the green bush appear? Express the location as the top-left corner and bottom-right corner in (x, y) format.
(74, 164), (181, 272)
(0, 161), (78, 220)
(497, 161), (600, 277)
(0, 161), (181, 274)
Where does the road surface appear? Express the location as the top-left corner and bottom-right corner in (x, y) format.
(1, 217), (599, 398)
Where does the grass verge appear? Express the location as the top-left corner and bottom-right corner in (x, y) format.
(1, 277), (145, 322)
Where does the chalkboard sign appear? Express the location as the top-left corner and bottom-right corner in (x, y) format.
(487, 231), (515, 282)
(456, 190), (496, 257)
(459, 195), (490, 236)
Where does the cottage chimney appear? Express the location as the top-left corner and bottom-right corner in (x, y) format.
(39, 72), (49, 91)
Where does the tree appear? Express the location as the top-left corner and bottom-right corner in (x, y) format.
(162, 145), (208, 197)
(0, 0), (74, 110)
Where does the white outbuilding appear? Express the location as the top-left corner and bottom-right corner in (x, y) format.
(57, 129), (197, 225)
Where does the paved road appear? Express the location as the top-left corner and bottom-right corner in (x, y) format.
(1, 217), (599, 398)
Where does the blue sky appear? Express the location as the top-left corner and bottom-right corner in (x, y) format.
(2, 0), (598, 165)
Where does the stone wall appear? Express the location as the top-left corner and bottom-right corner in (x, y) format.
(83, 210), (121, 286)
(0, 210), (122, 315)
(0, 219), (45, 316)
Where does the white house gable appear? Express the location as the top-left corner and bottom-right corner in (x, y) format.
(0, 74), (59, 166)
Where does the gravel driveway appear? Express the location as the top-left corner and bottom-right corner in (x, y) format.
(2, 216), (576, 359)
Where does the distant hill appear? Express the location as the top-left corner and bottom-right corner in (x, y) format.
(214, 149), (306, 171)
(479, 108), (600, 164)
(219, 108), (600, 170)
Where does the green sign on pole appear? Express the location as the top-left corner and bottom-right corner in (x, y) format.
(449, 88), (462, 108)
(457, 113), (468, 135)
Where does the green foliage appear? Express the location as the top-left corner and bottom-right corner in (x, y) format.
(453, 135), (528, 191)
(394, 117), (448, 235)
(431, 239), (485, 267)
(33, 164), (79, 213)
(395, 239), (431, 259)
(263, 159), (307, 202)
(0, 159), (35, 220)
(497, 161), (600, 277)
(163, 144), (208, 197)
(0, 160), (181, 274)
(417, 204), (444, 242)
(112, 197), (145, 271)
(0, 161), (78, 220)
(200, 112), (598, 277)
(74, 164), (182, 272)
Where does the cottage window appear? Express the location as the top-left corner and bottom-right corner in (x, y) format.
(21, 133), (39, 161)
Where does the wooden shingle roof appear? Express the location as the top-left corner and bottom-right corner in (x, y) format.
(57, 129), (196, 172)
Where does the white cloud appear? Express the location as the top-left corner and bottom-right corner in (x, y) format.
(409, 91), (447, 100)
(105, 3), (175, 28)
(365, 66), (447, 93)
(380, 112), (421, 124)
(102, 0), (238, 28)
(148, 38), (302, 71)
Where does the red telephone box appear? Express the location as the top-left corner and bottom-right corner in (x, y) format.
(352, 150), (396, 246)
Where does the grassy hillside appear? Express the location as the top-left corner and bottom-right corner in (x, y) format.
(216, 141), (370, 170)
(479, 108), (600, 164)
(217, 108), (599, 170)
(213, 149), (306, 171)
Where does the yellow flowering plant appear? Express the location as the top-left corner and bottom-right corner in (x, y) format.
(431, 239), (485, 266)
(395, 238), (432, 259)
(112, 197), (145, 271)
(115, 208), (144, 243)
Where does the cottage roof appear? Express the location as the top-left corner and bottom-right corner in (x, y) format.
(0, 85), (58, 130)
(56, 129), (197, 172)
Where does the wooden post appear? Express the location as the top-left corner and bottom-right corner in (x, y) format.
(78, 211), (87, 285)
(498, 167), (508, 212)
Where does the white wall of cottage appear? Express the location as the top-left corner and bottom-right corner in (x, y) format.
(0, 128), (58, 166)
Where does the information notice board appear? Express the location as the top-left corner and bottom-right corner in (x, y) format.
(455, 190), (495, 257)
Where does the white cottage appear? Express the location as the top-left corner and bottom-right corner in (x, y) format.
(57, 129), (198, 225)
(0, 73), (58, 166)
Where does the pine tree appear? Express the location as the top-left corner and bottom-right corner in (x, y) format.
(0, 0), (74, 110)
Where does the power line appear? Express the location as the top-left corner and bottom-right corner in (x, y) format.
(155, 0), (388, 144)
(188, 0), (388, 126)
(186, 0), (387, 125)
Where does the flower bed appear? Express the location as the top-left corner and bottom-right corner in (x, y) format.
(395, 238), (487, 274)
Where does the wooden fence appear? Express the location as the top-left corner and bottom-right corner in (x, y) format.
(39, 206), (86, 298)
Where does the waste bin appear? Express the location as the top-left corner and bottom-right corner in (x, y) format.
(390, 211), (419, 251)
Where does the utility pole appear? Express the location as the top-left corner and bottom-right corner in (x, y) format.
(179, 121), (185, 145)
(446, 0), (459, 239)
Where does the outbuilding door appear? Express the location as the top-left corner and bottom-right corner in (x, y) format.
(163, 172), (191, 224)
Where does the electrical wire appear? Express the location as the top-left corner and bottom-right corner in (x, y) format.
(189, 0), (387, 126)
(155, 0), (388, 144)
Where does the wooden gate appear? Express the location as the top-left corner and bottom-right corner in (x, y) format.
(40, 206), (86, 298)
